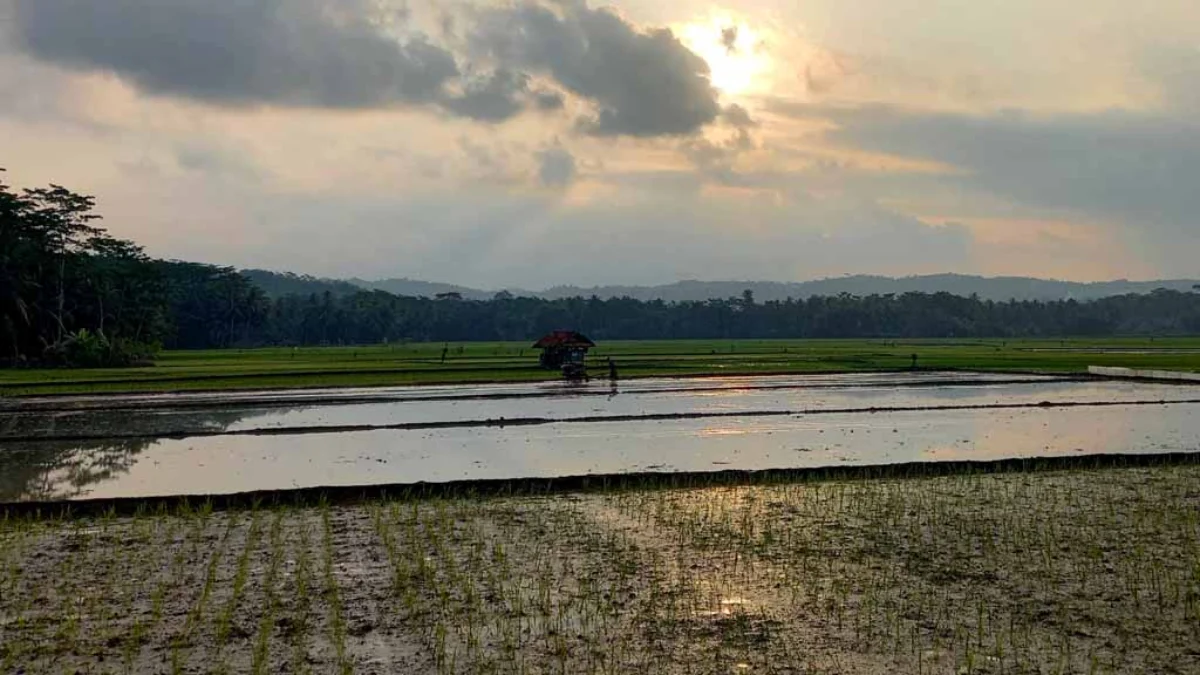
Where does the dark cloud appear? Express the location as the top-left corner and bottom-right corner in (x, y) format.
(442, 71), (566, 121)
(720, 26), (739, 55)
(443, 69), (530, 121)
(769, 100), (1200, 273)
(12, 0), (460, 108)
(817, 105), (1200, 228)
(722, 104), (758, 128)
(537, 146), (576, 187)
(475, 0), (721, 136)
(10, 0), (724, 133)
(533, 90), (566, 111)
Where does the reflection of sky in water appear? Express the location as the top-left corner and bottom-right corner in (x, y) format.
(8, 371), (1059, 410)
(3, 401), (1198, 501)
(6, 378), (1199, 439)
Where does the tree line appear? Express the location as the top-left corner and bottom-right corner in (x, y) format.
(251, 287), (1200, 345)
(1, 175), (265, 365)
(3, 176), (1199, 366)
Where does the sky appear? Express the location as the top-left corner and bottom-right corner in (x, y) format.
(1, 0), (1197, 288)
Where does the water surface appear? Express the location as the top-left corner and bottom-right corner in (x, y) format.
(2, 373), (1198, 502)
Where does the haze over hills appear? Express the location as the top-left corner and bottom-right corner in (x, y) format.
(244, 271), (1200, 302)
(532, 276), (1200, 303)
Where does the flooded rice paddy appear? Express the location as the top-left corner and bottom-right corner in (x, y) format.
(2, 372), (1199, 502)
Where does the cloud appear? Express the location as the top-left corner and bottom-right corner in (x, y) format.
(173, 143), (260, 182)
(804, 50), (853, 95)
(443, 69), (531, 121)
(442, 70), (566, 122)
(9, 0), (723, 134)
(770, 100), (1200, 274)
(537, 146), (576, 187)
(722, 104), (758, 129)
(12, 0), (460, 109)
(816, 106), (1200, 226)
(1142, 43), (1200, 112)
(720, 26), (739, 55)
(474, 0), (721, 136)
(533, 90), (566, 111)
(680, 107), (759, 184)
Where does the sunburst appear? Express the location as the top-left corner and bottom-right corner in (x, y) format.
(679, 17), (772, 97)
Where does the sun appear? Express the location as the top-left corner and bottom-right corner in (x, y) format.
(679, 18), (772, 97)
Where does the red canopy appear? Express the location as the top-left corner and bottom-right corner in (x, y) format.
(532, 330), (596, 349)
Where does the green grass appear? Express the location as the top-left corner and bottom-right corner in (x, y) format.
(2, 337), (1200, 396)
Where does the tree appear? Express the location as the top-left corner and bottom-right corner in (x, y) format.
(0, 172), (164, 365)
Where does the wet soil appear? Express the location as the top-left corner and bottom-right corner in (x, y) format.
(3, 465), (1199, 674)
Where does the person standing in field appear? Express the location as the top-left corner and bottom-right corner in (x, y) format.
(608, 357), (618, 382)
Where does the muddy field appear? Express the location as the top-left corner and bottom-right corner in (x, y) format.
(3, 465), (1199, 674)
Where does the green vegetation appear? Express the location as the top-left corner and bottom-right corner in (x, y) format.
(2, 464), (1199, 673)
(2, 337), (1200, 396)
(4, 171), (1199, 381)
(1, 174), (269, 365)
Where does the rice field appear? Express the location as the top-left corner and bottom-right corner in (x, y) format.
(3, 337), (1200, 397)
(3, 464), (1199, 674)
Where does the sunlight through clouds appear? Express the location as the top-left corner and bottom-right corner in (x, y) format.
(677, 14), (774, 97)
(0, 0), (1196, 284)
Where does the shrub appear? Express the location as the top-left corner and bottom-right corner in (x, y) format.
(43, 329), (159, 368)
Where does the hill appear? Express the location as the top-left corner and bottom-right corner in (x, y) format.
(241, 269), (363, 298)
(347, 277), (504, 301)
(341, 274), (1200, 303)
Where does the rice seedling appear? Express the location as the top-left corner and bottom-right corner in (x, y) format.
(1, 464), (1198, 672)
(213, 506), (263, 665)
(170, 511), (239, 675)
(321, 504), (352, 675)
(251, 509), (286, 675)
(289, 509), (316, 675)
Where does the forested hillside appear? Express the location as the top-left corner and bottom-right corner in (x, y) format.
(241, 269), (362, 299)
(4, 175), (1200, 365)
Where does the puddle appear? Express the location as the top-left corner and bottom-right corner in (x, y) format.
(1, 373), (1199, 502)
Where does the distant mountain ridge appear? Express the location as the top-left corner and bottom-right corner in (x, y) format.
(243, 270), (1200, 302)
(348, 277), (500, 301)
(242, 269), (362, 298)
(532, 275), (1200, 302)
